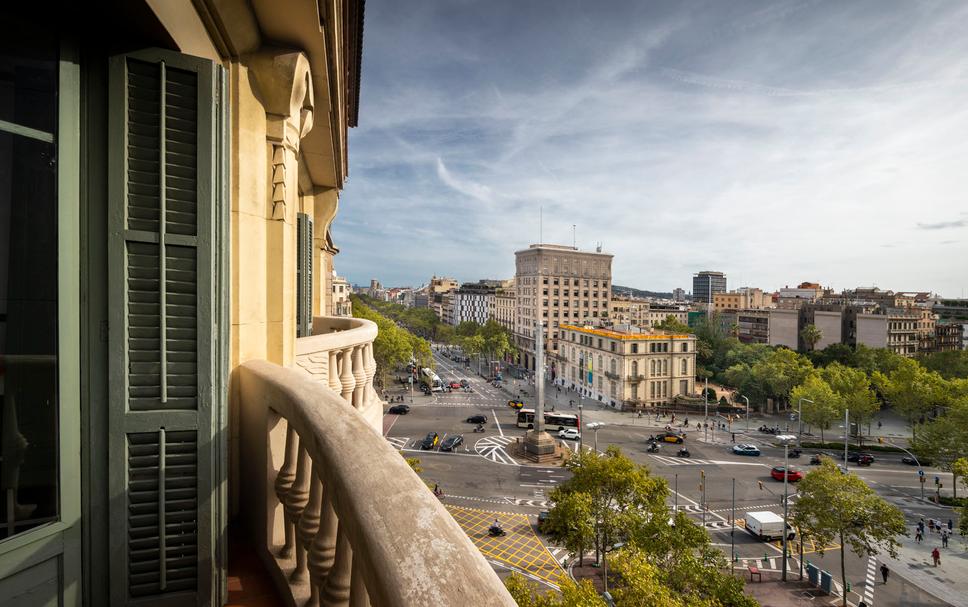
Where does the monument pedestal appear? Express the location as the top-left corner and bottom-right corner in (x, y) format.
(522, 430), (559, 463)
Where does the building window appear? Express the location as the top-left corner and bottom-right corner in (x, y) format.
(632, 361), (638, 376)
(681, 342), (688, 352)
(681, 359), (688, 374)
(631, 343), (638, 354)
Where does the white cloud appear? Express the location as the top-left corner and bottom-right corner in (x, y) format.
(435, 157), (493, 202)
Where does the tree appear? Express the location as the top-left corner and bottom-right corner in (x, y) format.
(951, 457), (968, 501)
(655, 315), (691, 334)
(751, 348), (814, 409)
(543, 492), (594, 567)
(792, 459), (907, 607)
(504, 573), (604, 607)
(960, 503), (968, 540)
(872, 359), (946, 438)
(821, 363), (879, 443)
(800, 324), (823, 352)
(918, 350), (968, 380)
(910, 399), (968, 496)
(791, 374), (842, 444)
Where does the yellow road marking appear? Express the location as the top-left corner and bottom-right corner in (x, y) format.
(445, 505), (563, 585)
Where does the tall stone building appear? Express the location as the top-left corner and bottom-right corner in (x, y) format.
(514, 244), (613, 372)
(493, 283), (517, 332)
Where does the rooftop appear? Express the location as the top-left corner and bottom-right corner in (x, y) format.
(560, 324), (693, 340)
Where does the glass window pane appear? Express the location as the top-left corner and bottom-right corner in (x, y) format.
(0, 14), (58, 135)
(0, 130), (59, 540)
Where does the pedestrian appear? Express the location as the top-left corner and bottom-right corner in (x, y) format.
(929, 519), (935, 532)
(915, 529), (923, 543)
(880, 563), (889, 584)
(918, 518), (925, 533)
(942, 529), (949, 548)
(948, 519), (954, 531)
(932, 547), (941, 567)
(877, 420), (882, 429)
(732, 432), (736, 443)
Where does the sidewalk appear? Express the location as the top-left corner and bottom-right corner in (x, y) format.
(880, 523), (968, 607)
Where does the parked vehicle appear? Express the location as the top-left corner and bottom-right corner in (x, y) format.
(770, 466), (803, 482)
(733, 444), (761, 456)
(558, 428), (581, 441)
(420, 432), (440, 450)
(440, 435), (464, 452)
(745, 511), (796, 541)
(466, 414), (487, 424)
(387, 404), (410, 415)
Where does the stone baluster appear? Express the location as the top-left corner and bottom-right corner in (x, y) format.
(319, 525), (352, 607)
(295, 459), (323, 586)
(309, 476), (338, 607)
(284, 444), (311, 579)
(328, 349), (341, 394)
(339, 347), (356, 404)
(362, 342), (377, 405)
(275, 424), (299, 557)
(349, 552), (370, 607)
(352, 345), (366, 410)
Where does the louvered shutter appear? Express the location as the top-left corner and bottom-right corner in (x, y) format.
(296, 212), (314, 337)
(107, 49), (220, 607)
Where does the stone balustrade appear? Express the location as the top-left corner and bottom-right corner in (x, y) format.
(294, 316), (381, 429)
(239, 359), (515, 607)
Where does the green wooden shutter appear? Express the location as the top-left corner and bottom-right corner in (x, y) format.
(107, 49), (220, 607)
(296, 212), (313, 337)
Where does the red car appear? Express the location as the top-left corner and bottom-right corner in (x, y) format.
(771, 466), (803, 482)
(449, 381), (462, 389)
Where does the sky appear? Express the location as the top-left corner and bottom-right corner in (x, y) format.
(331, 0), (968, 297)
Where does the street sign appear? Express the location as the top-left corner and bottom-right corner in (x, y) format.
(918, 469), (924, 477)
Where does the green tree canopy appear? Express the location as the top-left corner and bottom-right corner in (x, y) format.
(872, 358), (947, 437)
(791, 373), (843, 444)
(911, 398), (968, 497)
(792, 458), (907, 607)
(800, 324), (823, 351)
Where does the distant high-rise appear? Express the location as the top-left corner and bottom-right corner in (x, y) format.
(692, 271), (726, 305)
(514, 244), (613, 373)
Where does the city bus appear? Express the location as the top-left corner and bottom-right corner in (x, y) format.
(420, 367), (443, 392)
(516, 409), (580, 431)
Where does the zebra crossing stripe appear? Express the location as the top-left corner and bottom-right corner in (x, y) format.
(864, 556), (877, 605)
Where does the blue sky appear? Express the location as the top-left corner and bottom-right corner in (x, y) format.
(332, 0), (968, 297)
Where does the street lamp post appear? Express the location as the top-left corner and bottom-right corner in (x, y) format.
(587, 422), (605, 453)
(796, 398), (813, 449)
(578, 403), (584, 454)
(741, 395), (750, 432)
(777, 434), (797, 581)
(880, 437), (926, 501)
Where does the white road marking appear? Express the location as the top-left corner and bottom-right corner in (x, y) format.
(492, 409), (504, 437)
(386, 436), (410, 450)
(474, 436), (517, 465)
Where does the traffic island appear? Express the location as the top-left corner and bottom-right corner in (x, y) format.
(509, 433), (567, 464)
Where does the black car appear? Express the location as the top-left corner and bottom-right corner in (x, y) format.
(387, 404), (410, 414)
(845, 452), (875, 465)
(420, 432), (440, 450)
(460, 379), (470, 388)
(440, 435), (464, 452)
(466, 414), (487, 424)
(537, 511), (551, 532)
(902, 455), (930, 466)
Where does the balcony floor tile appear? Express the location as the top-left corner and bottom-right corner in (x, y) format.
(226, 524), (285, 607)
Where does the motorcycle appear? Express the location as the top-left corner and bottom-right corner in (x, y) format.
(647, 443), (660, 453)
(488, 524), (506, 537)
(788, 448), (802, 458)
(677, 448), (691, 458)
(473, 424), (485, 433)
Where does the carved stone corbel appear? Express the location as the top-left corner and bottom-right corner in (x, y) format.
(245, 48), (315, 221)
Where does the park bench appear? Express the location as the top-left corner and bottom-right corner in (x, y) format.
(748, 566), (762, 582)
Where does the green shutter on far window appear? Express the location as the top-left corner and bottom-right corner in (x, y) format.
(107, 48), (219, 607)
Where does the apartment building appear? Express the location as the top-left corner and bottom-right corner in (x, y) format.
(449, 282), (496, 326)
(609, 297), (651, 326)
(493, 285), (517, 332)
(692, 270), (726, 305)
(673, 287), (686, 302)
(332, 274), (352, 316)
(559, 324), (696, 410)
(514, 244), (613, 372)
(932, 321), (965, 352)
(428, 275), (459, 294)
(917, 308), (937, 352)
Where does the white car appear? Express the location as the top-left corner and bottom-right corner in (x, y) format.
(559, 428), (581, 440)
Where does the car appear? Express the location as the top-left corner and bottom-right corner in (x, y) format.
(537, 511), (551, 532)
(809, 452), (836, 465)
(420, 432), (440, 450)
(559, 428), (581, 440)
(770, 466), (803, 482)
(844, 452), (875, 465)
(460, 379), (470, 388)
(655, 432), (685, 444)
(387, 404), (410, 415)
(508, 399), (525, 409)
(902, 455), (930, 466)
(449, 381), (462, 390)
(733, 444), (761, 456)
(440, 435), (464, 452)
(421, 386), (432, 395)
(466, 414), (487, 424)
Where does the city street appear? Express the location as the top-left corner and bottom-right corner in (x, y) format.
(381, 349), (965, 605)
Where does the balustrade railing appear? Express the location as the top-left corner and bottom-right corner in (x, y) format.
(239, 359), (514, 606)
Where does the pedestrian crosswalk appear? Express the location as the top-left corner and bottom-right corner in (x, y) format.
(474, 436), (517, 465)
(386, 436), (410, 450)
(546, 546), (569, 565)
(649, 454), (716, 466)
(864, 555), (877, 606)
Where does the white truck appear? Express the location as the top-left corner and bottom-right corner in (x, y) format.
(745, 511), (795, 542)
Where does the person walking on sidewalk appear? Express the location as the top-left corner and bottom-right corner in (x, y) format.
(932, 547), (941, 567)
(916, 528), (923, 543)
(880, 563), (889, 584)
(941, 528), (949, 548)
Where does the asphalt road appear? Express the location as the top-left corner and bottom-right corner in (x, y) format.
(381, 348), (960, 605)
